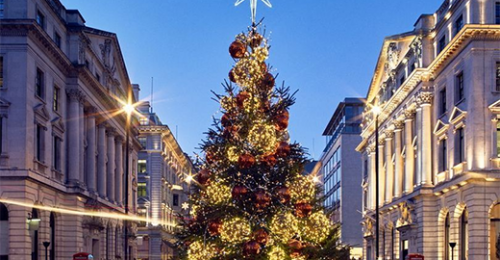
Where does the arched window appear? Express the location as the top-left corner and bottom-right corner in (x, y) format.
(444, 212), (451, 260)
(115, 226), (121, 258)
(49, 212), (55, 260)
(460, 209), (468, 260)
(0, 203), (8, 260)
(490, 203), (500, 260)
(31, 209), (39, 260)
(106, 225), (110, 259)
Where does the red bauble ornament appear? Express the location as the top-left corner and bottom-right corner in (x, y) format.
(197, 169), (211, 185)
(276, 142), (291, 157)
(221, 113), (232, 128)
(261, 154), (277, 167)
(223, 125), (239, 140)
(253, 228), (269, 245)
(250, 33), (264, 48)
(295, 201), (313, 218)
(254, 188), (271, 210)
(229, 41), (246, 59)
(276, 186), (291, 204)
(231, 185), (248, 200)
(274, 115), (289, 131)
(238, 153), (255, 169)
(243, 240), (261, 256)
(229, 69), (237, 83)
(259, 99), (271, 113)
(260, 62), (268, 74)
(288, 239), (303, 257)
(236, 91), (250, 108)
(258, 73), (275, 92)
(208, 219), (222, 236)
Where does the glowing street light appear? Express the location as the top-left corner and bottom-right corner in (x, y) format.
(371, 104), (381, 260)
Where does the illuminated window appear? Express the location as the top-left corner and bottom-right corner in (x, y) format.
(496, 62), (500, 92)
(138, 183), (147, 197)
(138, 160), (147, 174)
(140, 117), (149, 125)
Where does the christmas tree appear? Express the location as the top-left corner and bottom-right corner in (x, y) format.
(176, 24), (349, 260)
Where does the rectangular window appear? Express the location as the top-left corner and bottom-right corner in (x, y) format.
(53, 136), (61, 171)
(440, 87), (447, 115)
(54, 32), (61, 48)
(35, 125), (44, 162)
(456, 128), (465, 164)
(173, 194), (179, 206)
(137, 183), (147, 197)
(456, 72), (464, 102)
(454, 15), (464, 35)
(496, 3), (500, 24)
(438, 35), (447, 53)
(95, 73), (100, 83)
(0, 0), (4, 18)
(138, 160), (147, 173)
(399, 74), (406, 87)
(496, 62), (500, 92)
(0, 117), (3, 154)
(36, 68), (44, 99)
(138, 137), (146, 148)
(53, 86), (59, 112)
(0, 56), (3, 88)
(36, 10), (45, 29)
(440, 139), (447, 172)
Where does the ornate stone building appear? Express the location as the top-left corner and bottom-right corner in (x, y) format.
(0, 0), (141, 259)
(135, 99), (194, 260)
(357, 0), (500, 259)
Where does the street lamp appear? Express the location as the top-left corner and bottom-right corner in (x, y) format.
(449, 242), (457, 260)
(122, 99), (135, 260)
(371, 105), (381, 260)
(43, 241), (50, 260)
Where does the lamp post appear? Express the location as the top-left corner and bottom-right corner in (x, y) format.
(372, 105), (381, 260)
(449, 242), (457, 260)
(123, 102), (134, 260)
(43, 241), (50, 260)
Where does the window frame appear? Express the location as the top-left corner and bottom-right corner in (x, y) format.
(460, 209), (468, 260)
(35, 124), (45, 162)
(440, 86), (447, 116)
(35, 68), (44, 99)
(445, 212), (451, 260)
(52, 85), (60, 113)
(53, 31), (61, 49)
(455, 72), (465, 104)
(52, 135), (62, 171)
(454, 14), (464, 36)
(440, 139), (448, 172)
(495, 62), (500, 92)
(438, 35), (447, 54)
(456, 127), (465, 164)
(36, 10), (45, 29)
(0, 56), (3, 89)
(496, 2), (500, 24)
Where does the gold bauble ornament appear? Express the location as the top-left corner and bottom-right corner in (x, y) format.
(205, 182), (231, 205)
(220, 217), (251, 244)
(187, 240), (217, 260)
(289, 175), (316, 202)
(248, 122), (277, 153)
(270, 211), (299, 243)
(301, 212), (331, 243)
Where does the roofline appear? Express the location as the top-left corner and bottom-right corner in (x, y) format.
(322, 97), (365, 135)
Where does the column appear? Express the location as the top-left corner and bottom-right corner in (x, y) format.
(85, 107), (97, 194)
(115, 136), (124, 206)
(404, 110), (415, 193)
(393, 121), (404, 198)
(79, 97), (86, 186)
(368, 148), (376, 210)
(67, 89), (82, 186)
(415, 106), (423, 185)
(378, 140), (385, 206)
(97, 123), (107, 198)
(385, 131), (394, 203)
(419, 91), (433, 186)
(107, 127), (116, 202)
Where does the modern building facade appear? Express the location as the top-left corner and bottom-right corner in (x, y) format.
(357, 0), (500, 259)
(135, 98), (194, 260)
(0, 0), (141, 259)
(320, 98), (364, 258)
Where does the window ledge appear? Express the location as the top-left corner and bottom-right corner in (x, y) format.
(35, 95), (46, 104)
(455, 98), (465, 106)
(453, 162), (466, 175)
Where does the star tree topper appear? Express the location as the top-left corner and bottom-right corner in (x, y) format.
(235, 0), (272, 24)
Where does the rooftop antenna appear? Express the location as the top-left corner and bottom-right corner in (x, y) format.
(150, 77), (154, 113)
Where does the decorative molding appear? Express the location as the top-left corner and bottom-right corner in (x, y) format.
(403, 109), (415, 120)
(396, 202), (413, 228)
(393, 120), (404, 130)
(67, 89), (85, 103)
(449, 106), (467, 125)
(433, 120), (449, 138)
(488, 99), (500, 114)
(33, 104), (50, 123)
(416, 90), (433, 105)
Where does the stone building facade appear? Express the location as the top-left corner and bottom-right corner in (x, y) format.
(0, 0), (141, 259)
(135, 99), (194, 260)
(320, 98), (364, 259)
(357, 0), (500, 259)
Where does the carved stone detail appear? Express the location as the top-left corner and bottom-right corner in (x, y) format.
(403, 109), (415, 120)
(67, 89), (85, 103)
(385, 130), (394, 139)
(106, 127), (116, 136)
(393, 120), (404, 130)
(416, 91), (433, 105)
(396, 202), (413, 228)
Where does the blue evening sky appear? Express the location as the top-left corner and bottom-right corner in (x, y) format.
(64, 0), (441, 159)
